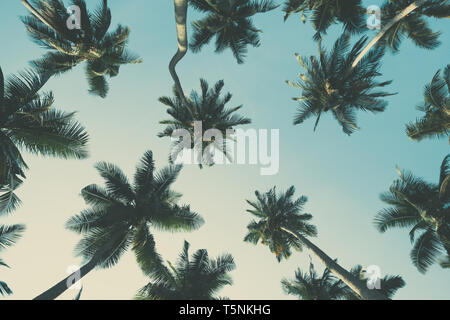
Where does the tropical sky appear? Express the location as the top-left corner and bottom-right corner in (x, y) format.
(1, 0), (449, 300)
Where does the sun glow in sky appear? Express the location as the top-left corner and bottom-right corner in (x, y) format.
(1, 0), (449, 300)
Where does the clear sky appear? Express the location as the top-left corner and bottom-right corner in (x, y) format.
(1, 0), (449, 300)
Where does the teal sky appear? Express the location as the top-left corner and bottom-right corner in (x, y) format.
(1, 0), (449, 300)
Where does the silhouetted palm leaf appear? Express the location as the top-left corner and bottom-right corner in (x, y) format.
(406, 65), (450, 143)
(282, 0), (365, 41)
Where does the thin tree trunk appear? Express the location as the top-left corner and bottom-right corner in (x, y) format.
(33, 257), (98, 300)
(280, 227), (387, 300)
(352, 0), (426, 68)
(170, 0), (195, 117)
(21, 0), (58, 33)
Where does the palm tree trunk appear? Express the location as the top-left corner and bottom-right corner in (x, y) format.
(280, 227), (387, 300)
(21, 0), (59, 33)
(33, 257), (98, 300)
(352, 0), (427, 68)
(170, 0), (195, 117)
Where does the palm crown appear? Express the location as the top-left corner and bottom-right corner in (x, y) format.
(282, 262), (405, 300)
(66, 150), (204, 271)
(158, 79), (251, 167)
(374, 155), (450, 273)
(288, 33), (395, 135)
(244, 186), (317, 261)
(136, 240), (235, 300)
(0, 224), (25, 296)
(379, 0), (449, 52)
(189, 0), (279, 64)
(406, 65), (449, 143)
(282, 262), (349, 300)
(21, 0), (142, 98)
(0, 67), (88, 214)
(282, 0), (365, 41)
(345, 265), (405, 300)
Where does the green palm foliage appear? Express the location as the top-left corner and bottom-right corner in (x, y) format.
(282, 0), (365, 41)
(189, 0), (279, 64)
(68, 150), (204, 270)
(136, 240), (235, 300)
(158, 79), (251, 167)
(282, 262), (348, 300)
(21, 0), (142, 98)
(0, 224), (25, 296)
(0, 67), (89, 214)
(282, 263), (405, 300)
(244, 186), (317, 261)
(379, 0), (449, 52)
(33, 150), (204, 299)
(287, 33), (395, 135)
(244, 186), (387, 300)
(375, 155), (450, 273)
(281, 263), (405, 300)
(345, 265), (405, 300)
(406, 65), (450, 143)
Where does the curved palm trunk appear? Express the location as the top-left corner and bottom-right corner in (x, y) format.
(33, 257), (98, 300)
(352, 0), (427, 68)
(170, 0), (193, 115)
(280, 227), (387, 300)
(21, 0), (58, 32)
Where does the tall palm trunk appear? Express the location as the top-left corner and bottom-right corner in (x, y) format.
(280, 227), (387, 300)
(170, 0), (195, 116)
(352, 0), (427, 68)
(33, 257), (99, 300)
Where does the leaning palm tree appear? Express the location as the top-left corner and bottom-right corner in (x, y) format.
(136, 240), (235, 300)
(0, 66), (89, 214)
(281, 262), (349, 300)
(158, 79), (251, 167)
(282, 0), (365, 41)
(244, 186), (387, 300)
(0, 224), (25, 296)
(374, 155), (450, 273)
(287, 33), (395, 135)
(352, 0), (449, 68)
(34, 150), (204, 300)
(406, 65), (449, 144)
(189, 0), (279, 64)
(21, 0), (142, 98)
(343, 265), (405, 300)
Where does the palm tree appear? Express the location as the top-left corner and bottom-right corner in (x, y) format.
(281, 262), (349, 300)
(406, 65), (449, 143)
(352, 0), (449, 68)
(0, 66), (89, 214)
(244, 186), (387, 300)
(34, 150), (204, 300)
(282, 0), (365, 41)
(374, 155), (450, 273)
(169, 0), (190, 108)
(344, 265), (405, 300)
(189, 0), (279, 64)
(136, 240), (235, 300)
(21, 0), (142, 98)
(282, 263), (405, 300)
(0, 224), (25, 296)
(158, 79), (251, 167)
(287, 33), (395, 135)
